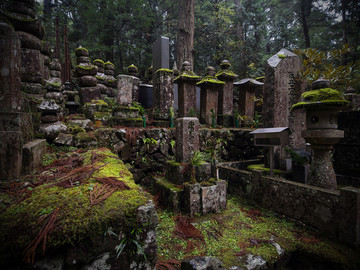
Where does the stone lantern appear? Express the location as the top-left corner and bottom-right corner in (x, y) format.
(292, 80), (350, 190)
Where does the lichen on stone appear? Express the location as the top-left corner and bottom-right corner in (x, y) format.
(197, 75), (225, 86)
(155, 68), (174, 75)
(174, 70), (201, 82)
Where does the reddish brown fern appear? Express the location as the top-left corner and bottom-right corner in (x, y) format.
(24, 207), (60, 264)
(156, 256), (181, 270)
(173, 215), (204, 242)
(125, 128), (140, 146)
(89, 184), (116, 208)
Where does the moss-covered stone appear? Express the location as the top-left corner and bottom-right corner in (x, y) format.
(174, 70), (201, 82)
(67, 124), (86, 134)
(291, 88), (350, 110)
(197, 75), (225, 86)
(93, 59), (105, 67)
(0, 148), (151, 266)
(75, 47), (89, 57)
(155, 68), (174, 75)
(216, 69), (238, 80)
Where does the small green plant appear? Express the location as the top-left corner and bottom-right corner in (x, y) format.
(188, 107), (196, 117)
(251, 113), (262, 128)
(142, 137), (158, 146)
(106, 227), (146, 260)
(132, 101), (145, 116)
(170, 140), (176, 153)
(169, 107), (175, 127)
(189, 151), (209, 184)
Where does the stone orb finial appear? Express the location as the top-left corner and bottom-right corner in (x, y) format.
(182, 61), (191, 71)
(206, 66), (215, 76)
(312, 78), (330, 90)
(127, 64), (138, 75)
(220, 60), (231, 69)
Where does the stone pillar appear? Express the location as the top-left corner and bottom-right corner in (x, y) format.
(153, 68), (174, 120)
(75, 46), (100, 104)
(197, 66), (224, 125)
(116, 65), (140, 106)
(263, 49), (306, 150)
(174, 61), (201, 118)
(234, 78), (264, 122)
(175, 117), (200, 163)
(0, 23), (23, 180)
(93, 59), (109, 99)
(216, 60), (238, 116)
(152, 36), (170, 73)
(104, 61), (117, 98)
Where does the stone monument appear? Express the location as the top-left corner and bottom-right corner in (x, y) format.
(174, 61), (201, 118)
(197, 66), (225, 125)
(263, 49), (306, 168)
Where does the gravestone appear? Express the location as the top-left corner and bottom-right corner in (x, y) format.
(216, 60), (238, 126)
(116, 65), (140, 106)
(198, 66), (225, 125)
(175, 117), (200, 163)
(152, 36), (169, 72)
(152, 37), (174, 121)
(263, 49), (306, 167)
(234, 78), (264, 122)
(174, 61), (201, 118)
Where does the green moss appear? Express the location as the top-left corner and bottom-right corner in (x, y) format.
(67, 124), (86, 134)
(291, 88), (350, 110)
(93, 59), (105, 65)
(220, 62), (232, 68)
(215, 69), (238, 79)
(0, 148), (150, 265)
(104, 61), (114, 66)
(196, 75), (225, 86)
(113, 106), (139, 113)
(75, 47), (88, 53)
(156, 195), (360, 269)
(155, 68), (174, 75)
(157, 178), (182, 192)
(94, 112), (112, 121)
(174, 71), (201, 82)
(247, 164), (284, 176)
(76, 65), (96, 70)
(75, 131), (97, 142)
(95, 76), (105, 81)
(166, 160), (184, 167)
(277, 54), (287, 58)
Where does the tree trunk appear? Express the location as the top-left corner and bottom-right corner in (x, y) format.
(176, 0), (195, 70)
(300, 0), (311, 48)
(341, 0), (348, 44)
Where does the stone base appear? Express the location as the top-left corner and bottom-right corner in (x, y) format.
(113, 117), (143, 127)
(113, 106), (140, 119)
(154, 177), (182, 213)
(152, 120), (170, 127)
(217, 114), (233, 127)
(22, 139), (46, 174)
(0, 131), (22, 180)
(292, 164), (310, 184)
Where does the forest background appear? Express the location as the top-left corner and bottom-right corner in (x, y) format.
(5, 0), (360, 82)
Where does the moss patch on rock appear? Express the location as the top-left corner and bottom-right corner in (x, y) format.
(0, 148), (150, 266)
(197, 75), (225, 86)
(174, 70), (201, 82)
(292, 88), (350, 110)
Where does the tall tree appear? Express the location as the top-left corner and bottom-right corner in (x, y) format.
(176, 0), (196, 70)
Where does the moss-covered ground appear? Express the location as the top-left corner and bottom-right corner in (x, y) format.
(156, 195), (360, 269)
(0, 146), (151, 266)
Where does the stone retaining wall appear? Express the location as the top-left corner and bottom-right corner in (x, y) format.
(219, 163), (360, 247)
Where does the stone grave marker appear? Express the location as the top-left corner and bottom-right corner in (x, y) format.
(263, 49), (306, 168)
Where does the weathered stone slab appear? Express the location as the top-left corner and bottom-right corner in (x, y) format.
(78, 87), (101, 104)
(153, 69), (174, 119)
(0, 22), (22, 113)
(201, 180), (227, 214)
(184, 183), (201, 215)
(39, 121), (67, 140)
(338, 187), (360, 246)
(152, 36), (170, 73)
(175, 117), (199, 163)
(263, 49), (306, 151)
(22, 139), (46, 174)
(20, 48), (44, 83)
(116, 75), (140, 105)
(0, 131), (22, 180)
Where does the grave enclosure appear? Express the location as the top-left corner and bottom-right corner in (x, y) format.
(1, 4), (360, 269)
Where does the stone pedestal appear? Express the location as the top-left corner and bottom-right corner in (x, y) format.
(234, 78), (264, 122)
(153, 69), (174, 120)
(197, 67), (224, 125)
(175, 117), (200, 163)
(116, 75), (140, 105)
(174, 61), (201, 118)
(302, 129), (344, 190)
(216, 60), (238, 122)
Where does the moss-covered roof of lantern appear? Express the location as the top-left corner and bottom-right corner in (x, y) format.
(76, 64), (96, 70)
(291, 88), (350, 110)
(174, 70), (201, 82)
(93, 59), (105, 66)
(155, 68), (174, 75)
(104, 61), (114, 66)
(215, 69), (238, 80)
(196, 75), (225, 86)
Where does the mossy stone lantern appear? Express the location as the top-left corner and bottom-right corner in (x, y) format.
(292, 81), (350, 190)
